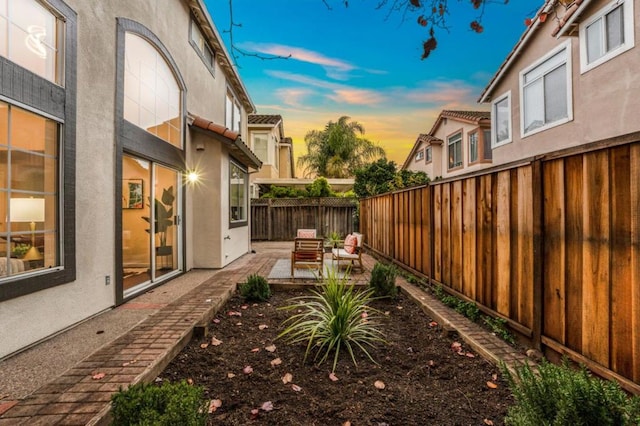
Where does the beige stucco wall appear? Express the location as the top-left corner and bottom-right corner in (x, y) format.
(1, 0), (253, 358)
(486, 0), (640, 165)
(432, 119), (491, 179)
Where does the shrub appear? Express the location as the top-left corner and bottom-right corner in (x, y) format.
(368, 262), (398, 298)
(239, 274), (271, 302)
(504, 359), (640, 426)
(433, 285), (480, 322)
(278, 268), (386, 372)
(110, 380), (207, 426)
(483, 316), (516, 346)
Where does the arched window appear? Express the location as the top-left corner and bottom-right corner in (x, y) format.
(123, 33), (182, 148)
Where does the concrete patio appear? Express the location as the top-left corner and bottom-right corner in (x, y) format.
(0, 241), (529, 425)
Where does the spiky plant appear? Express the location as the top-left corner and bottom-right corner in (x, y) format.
(277, 268), (386, 372)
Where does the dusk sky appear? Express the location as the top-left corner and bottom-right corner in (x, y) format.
(206, 0), (539, 169)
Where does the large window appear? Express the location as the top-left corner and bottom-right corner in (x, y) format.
(252, 133), (268, 164)
(448, 131), (462, 170)
(580, 0), (634, 72)
(468, 132), (478, 164)
(492, 91), (512, 147)
(468, 129), (492, 165)
(425, 146), (432, 163)
(229, 161), (247, 225)
(415, 149), (424, 161)
(0, 102), (59, 278)
(190, 18), (215, 75)
(520, 42), (572, 136)
(124, 32), (182, 148)
(226, 91), (241, 133)
(0, 0), (62, 84)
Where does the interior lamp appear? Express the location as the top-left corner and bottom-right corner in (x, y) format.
(10, 198), (45, 260)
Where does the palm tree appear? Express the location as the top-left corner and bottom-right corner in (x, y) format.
(297, 116), (386, 178)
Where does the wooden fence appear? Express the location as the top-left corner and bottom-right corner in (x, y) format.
(360, 137), (640, 393)
(251, 197), (357, 241)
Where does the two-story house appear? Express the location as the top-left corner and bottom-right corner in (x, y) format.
(479, 0), (639, 163)
(248, 114), (295, 198)
(0, 0), (261, 359)
(402, 110), (492, 179)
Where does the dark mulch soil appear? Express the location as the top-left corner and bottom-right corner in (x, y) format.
(159, 289), (514, 425)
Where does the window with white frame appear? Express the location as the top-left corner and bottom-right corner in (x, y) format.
(425, 146), (432, 163)
(225, 91), (241, 133)
(468, 132), (478, 164)
(415, 149), (424, 161)
(448, 132), (462, 170)
(492, 91), (512, 147)
(580, 0), (634, 73)
(252, 133), (268, 164)
(520, 42), (572, 136)
(0, 0), (63, 84)
(190, 18), (215, 74)
(229, 161), (247, 225)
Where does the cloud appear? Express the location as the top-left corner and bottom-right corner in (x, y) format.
(327, 89), (385, 105)
(274, 88), (315, 108)
(403, 80), (479, 105)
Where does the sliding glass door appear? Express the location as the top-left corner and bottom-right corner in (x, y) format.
(122, 155), (181, 295)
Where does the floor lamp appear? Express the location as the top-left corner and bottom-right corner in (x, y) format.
(10, 198), (45, 260)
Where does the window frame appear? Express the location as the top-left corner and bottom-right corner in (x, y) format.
(491, 91), (512, 148)
(425, 146), (432, 164)
(415, 149), (424, 162)
(189, 16), (216, 77)
(468, 130), (479, 164)
(0, 0), (76, 302)
(251, 132), (269, 164)
(519, 40), (573, 138)
(468, 127), (492, 165)
(579, 0), (634, 73)
(225, 90), (241, 133)
(229, 159), (248, 227)
(447, 129), (463, 171)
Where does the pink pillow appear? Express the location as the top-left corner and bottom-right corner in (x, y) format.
(344, 234), (358, 254)
(297, 230), (315, 238)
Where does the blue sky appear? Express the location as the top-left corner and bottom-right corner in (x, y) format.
(205, 0), (538, 168)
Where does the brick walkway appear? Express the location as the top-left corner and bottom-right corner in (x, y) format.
(0, 242), (532, 425)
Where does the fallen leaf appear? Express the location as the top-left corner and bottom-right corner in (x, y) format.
(270, 358), (282, 367)
(211, 337), (222, 346)
(200, 343), (209, 349)
(384, 311), (391, 316)
(282, 373), (293, 384)
(492, 373), (498, 381)
(451, 342), (462, 353)
(291, 384), (302, 392)
(343, 422), (352, 426)
(208, 399), (222, 413)
(227, 311), (242, 317)
(250, 408), (260, 419)
(243, 365), (253, 374)
(429, 321), (438, 327)
(227, 373), (236, 379)
(374, 380), (386, 389)
(265, 344), (276, 352)
(235, 322), (242, 326)
(484, 419), (494, 425)
(258, 324), (269, 330)
(213, 318), (221, 324)
(122, 360), (137, 367)
(487, 381), (498, 389)
(428, 360), (436, 367)
(250, 348), (260, 353)
(241, 305), (248, 310)
(187, 378), (194, 385)
(252, 303), (258, 307)
(465, 352), (476, 358)
(261, 401), (274, 411)
(91, 372), (106, 380)
(396, 305), (403, 310)
(329, 372), (339, 382)
(361, 312), (368, 319)
(257, 313), (264, 317)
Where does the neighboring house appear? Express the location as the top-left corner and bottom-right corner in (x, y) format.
(479, 0), (639, 164)
(248, 114), (295, 198)
(0, 0), (262, 358)
(402, 110), (492, 179)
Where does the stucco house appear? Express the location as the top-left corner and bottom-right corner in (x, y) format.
(479, 0), (639, 163)
(401, 110), (492, 179)
(247, 114), (295, 198)
(0, 0), (262, 358)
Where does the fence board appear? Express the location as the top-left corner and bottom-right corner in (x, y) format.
(496, 171), (511, 317)
(631, 145), (640, 382)
(451, 181), (463, 293)
(543, 159), (566, 344)
(421, 187), (431, 277)
(462, 178), (476, 299)
(434, 185), (442, 282)
(516, 166), (534, 329)
(477, 174), (493, 307)
(581, 151), (611, 366)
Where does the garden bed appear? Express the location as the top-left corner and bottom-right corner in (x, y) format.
(159, 289), (514, 425)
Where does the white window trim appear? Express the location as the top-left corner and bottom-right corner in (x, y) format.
(519, 40), (573, 139)
(579, 0), (634, 73)
(425, 146), (432, 163)
(491, 90), (512, 148)
(415, 150), (424, 161)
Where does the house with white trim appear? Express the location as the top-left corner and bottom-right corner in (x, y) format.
(0, 0), (261, 358)
(479, 0), (639, 163)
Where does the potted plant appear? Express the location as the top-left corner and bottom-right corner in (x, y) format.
(325, 231), (342, 253)
(142, 186), (175, 256)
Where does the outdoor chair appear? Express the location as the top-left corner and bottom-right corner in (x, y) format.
(332, 232), (364, 272)
(296, 229), (317, 238)
(291, 237), (324, 277)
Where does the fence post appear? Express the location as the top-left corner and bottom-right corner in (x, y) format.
(267, 198), (273, 241)
(531, 158), (544, 350)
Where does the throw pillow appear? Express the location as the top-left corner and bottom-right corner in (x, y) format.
(344, 234), (358, 254)
(297, 230), (316, 238)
